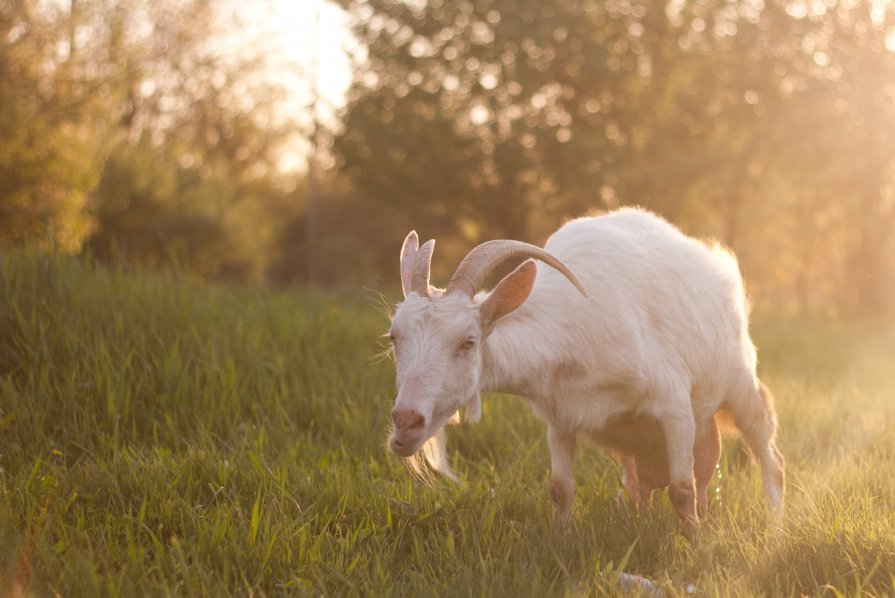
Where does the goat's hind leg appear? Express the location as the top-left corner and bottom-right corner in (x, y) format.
(548, 425), (577, 530)
(726, 377), (785, 514)
(616, 454), (652, 511)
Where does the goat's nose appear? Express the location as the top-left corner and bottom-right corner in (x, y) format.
(392, 408), (425, 433)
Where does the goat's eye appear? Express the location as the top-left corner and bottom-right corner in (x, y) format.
(459, 339), (476, 351)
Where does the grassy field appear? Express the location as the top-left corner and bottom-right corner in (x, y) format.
(1, 249), (894, 596)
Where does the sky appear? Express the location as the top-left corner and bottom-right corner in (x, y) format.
(243, 0), (354, 171)
(267, 0), (354, 122)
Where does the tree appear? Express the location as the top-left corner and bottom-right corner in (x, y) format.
(334, 0), (895, 313)
(1, 0), (302, 280)
(86, 0), (301, 280)
(0, 0), (109, 251)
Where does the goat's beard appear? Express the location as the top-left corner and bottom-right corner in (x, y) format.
(404, 391), (481, 483)
(407, 426), (457, 483)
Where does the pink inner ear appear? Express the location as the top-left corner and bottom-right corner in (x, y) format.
(481, 259), (537, 327)
(400, 231), (419, 297)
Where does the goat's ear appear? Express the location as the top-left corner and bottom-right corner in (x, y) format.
(465, 393), (481, 423)
(479, 259), (537, 331)
(400, 231), (419, 298)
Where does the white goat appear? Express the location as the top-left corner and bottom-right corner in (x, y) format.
(386, 207), (784, 534)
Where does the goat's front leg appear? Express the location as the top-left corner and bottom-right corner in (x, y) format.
(548, 425), (576, 530)
(694, 415), (721, 518)
(660, 406), (698, 539)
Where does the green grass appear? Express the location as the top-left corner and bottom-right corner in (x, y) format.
(1, 249), (894, 596)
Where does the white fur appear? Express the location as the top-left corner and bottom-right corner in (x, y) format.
(480, 208), (753, 432)
(388, 207), (782, 521)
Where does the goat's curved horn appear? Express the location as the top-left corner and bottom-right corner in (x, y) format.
(411, 239), (435, 296)
(446, 240), (588, 298)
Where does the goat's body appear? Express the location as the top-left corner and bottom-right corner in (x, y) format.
(479, 208), (783, 523)
(389, 207), (783, 534)
(482, 208), (753, 426)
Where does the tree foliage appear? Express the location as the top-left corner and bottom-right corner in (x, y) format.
(1, 0), (300, 278)
(333, 0), (895, 314)
(3, 0), (894, 313)
(0, 0), (109, 250)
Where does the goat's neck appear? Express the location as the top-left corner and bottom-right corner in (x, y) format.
(480, 313), (553, 396)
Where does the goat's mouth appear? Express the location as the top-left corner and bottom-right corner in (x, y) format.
(389, 433), (423, 457)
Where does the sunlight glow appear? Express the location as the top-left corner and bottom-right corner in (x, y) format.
(263, 0), (355, 171)
(268, 0), (353, 119)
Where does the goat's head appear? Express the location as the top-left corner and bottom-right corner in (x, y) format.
(386, 231), (586, 477)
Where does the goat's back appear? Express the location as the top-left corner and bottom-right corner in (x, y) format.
(534, 207), (755, 399)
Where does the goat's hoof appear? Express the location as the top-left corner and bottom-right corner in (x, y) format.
(682, 520), (700, 546)
(552, 513), (572, 535)
(696, 502), (708, 520)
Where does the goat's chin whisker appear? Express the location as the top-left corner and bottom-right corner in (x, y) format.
(367, 345), (393, 366)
